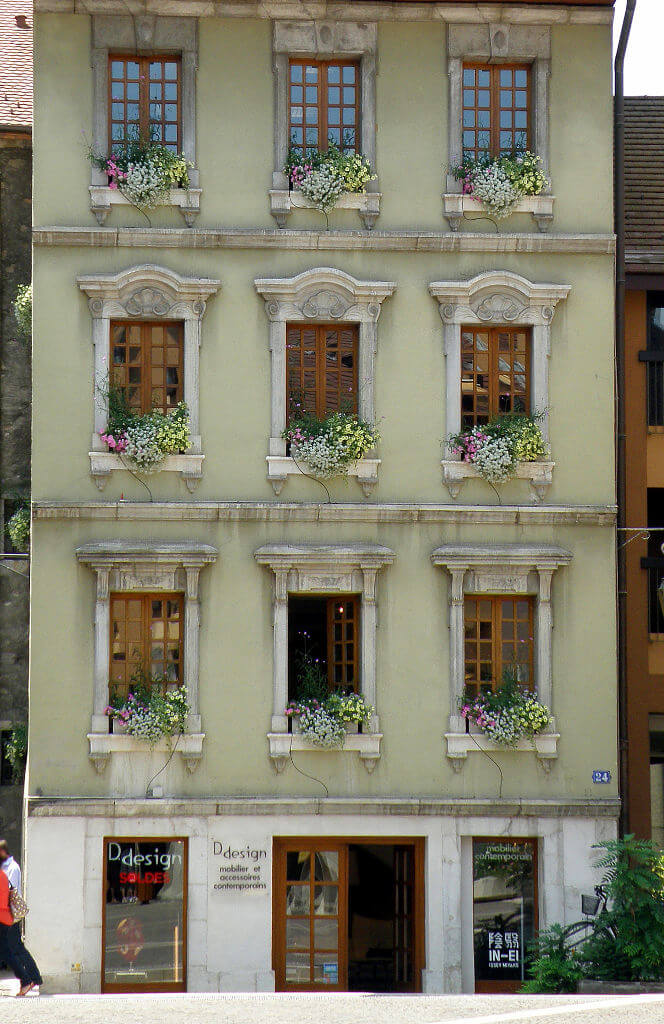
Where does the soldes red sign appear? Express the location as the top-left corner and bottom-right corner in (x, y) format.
(119, 871), (170, 885)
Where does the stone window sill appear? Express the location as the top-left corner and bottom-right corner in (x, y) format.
(87, 732), (205, 774)
(445, 731), (559, 772)
(269, 189), (381, 230)
(89, 450), (204, 492)
(442, 193), (555, 233)
(267, 455), (380, 497)
(441, 460), (555, 502)
(268, 731), (381, 774)
(89, 185), (202, 227)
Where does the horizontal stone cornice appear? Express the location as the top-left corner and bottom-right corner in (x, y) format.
(34, 501), (617, 526)
(33, 226), (616, 256)
(33, 2), (614, 27)
(26, 795), (621, 819)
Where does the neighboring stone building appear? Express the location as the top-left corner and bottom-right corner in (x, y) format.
(29, 0), (618, 996)
(623, 97), (664, 844)
(0, 2), (32, 858)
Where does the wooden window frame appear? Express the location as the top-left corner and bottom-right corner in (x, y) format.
(462, 63), (531, 161)
(460, 325), (531, 429)
(108, 54), (182, 151)
(109, 592), (184, 702)
(472, 836), (538, 994)
(101, 836), (188, 994)
(327, 596), (359, 691)
(286, 323), (359, 423)
(464, 595), (535, 696)
(288, 58), (360, 157)
(110, 320), (184, 417)
(272, 836), (425, 993)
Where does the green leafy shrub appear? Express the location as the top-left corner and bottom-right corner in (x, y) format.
(522, 925), (584, 993)
(460, 674), (551, 747)
(7, 505), (30, 552)
(4, 725), (27, 782)
(582, 836), (664, 982)
(13, 283), (31, 338)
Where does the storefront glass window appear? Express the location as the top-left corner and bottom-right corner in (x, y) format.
(103, 838), (187, 992)
(472, 838), (537, 991)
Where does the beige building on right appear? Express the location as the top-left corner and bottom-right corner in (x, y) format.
(27, 0), (617, 996)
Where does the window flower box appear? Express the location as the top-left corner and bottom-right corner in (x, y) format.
(87, 731), (205, 774)
(269, 188), (381, 229)
(442, 192), (554, 232)
(266, 455), (380, 497)
(89, 450), (204, 492)
(267, 730), (381, 774)
(89, 185), (202, 227)
(441, 459), (554, 502)
(445, 729), (559, 772)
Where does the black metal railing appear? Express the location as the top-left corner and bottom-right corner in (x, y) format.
(642, 557), (664, 633)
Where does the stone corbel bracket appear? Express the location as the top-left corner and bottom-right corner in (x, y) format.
(441, 194), (555, 233)
(89, 451), (205, 493)
(87, 732), (206, 773)
(266, 455), (380, 497)
(89, 187), (202, 227)
(268, 731), (382, 774)
(445, 729), (560, 773)
(441, 460), (555, 502)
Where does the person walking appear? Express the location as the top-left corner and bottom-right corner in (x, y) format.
(0, 840), (41, 997)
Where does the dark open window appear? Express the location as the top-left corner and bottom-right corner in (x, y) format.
(641, 293), (664, 427)
(642, 489), (664, 634)
(0, 732), (13, 786)
(288, 595), (360, 701)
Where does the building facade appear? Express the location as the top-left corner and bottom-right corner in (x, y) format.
(29, 0), (618, 995)
(623, 97), (664, 844)
(0, 2), (33, 858)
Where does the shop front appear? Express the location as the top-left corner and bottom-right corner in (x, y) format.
(23, 802), (616, 995)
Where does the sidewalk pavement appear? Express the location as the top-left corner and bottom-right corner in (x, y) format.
(1, 975), (664, 1024)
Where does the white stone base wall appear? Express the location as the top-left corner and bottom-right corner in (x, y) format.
(23, 804), (617, 995)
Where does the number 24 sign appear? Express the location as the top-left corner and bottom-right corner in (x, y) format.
(592, 770), (611, 784)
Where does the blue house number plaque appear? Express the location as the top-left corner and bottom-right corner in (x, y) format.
(592, 770), (611, 784)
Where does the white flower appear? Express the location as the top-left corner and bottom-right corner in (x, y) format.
(472, 435), (515, 482)
(471, 164), (523, 219)
(297, 706), (346, 747)
(300, 164), (346, 212)
(291, 435), (349, 478)
(121, 158), (170, 209)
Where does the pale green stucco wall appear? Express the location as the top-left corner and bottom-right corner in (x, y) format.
(33, 16), (614, 234)
(32, 246), (615, 506)
(29, 515), (617, 800)
(29, 11), (617, 808)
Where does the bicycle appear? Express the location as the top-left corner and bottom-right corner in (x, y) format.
(562, 885), (617, 952)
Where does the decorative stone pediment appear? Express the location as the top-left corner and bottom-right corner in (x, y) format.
(430, 271), (569, 328)
(255, 268), (395, 325)
(77, 265), (221, 322)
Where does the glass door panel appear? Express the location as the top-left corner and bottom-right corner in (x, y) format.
(472, 838), (537, 993)
(281, 845), (347, 989)
(102, 838), (187, 992)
